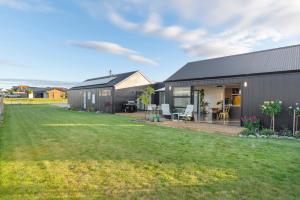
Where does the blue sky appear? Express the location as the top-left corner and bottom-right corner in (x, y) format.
(0, 0), (300, 88)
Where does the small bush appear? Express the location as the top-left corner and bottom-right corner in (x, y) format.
(295, 131), (300, 139)
(260, 129), (276, 136)
(279, 128), (293, 137)
(241, 116), (260, 131)
(240, 129), (256, 136)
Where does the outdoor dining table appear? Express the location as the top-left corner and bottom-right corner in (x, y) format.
(171, 112), (180, 121)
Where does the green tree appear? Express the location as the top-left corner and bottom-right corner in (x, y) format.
(261, 100), (282, 131)
(138, 86), (155, 119)
(27, 89), (33, 94)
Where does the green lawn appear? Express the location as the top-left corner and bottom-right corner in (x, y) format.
(0, 105), (300, 199)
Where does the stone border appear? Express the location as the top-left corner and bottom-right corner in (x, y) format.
(238, 134), (300, 140)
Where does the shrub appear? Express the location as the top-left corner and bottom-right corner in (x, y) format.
(260, 129), (276, 136)
(279, 128), (293, 137)
(241, 116), (260, 131)
(240, 129), (256, 136)
(295, 131), (300, 139)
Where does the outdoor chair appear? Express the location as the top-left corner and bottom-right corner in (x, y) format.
(218, 106), (230, 120)
(161, 104), (172, 119)
(178, 104), (194, 122)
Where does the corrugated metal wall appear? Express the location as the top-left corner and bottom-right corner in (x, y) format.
(68, 87), (113, 113)
(165, 72), (300, 130)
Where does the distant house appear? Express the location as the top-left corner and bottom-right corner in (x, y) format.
(165, 44), (300, 129)
(28, 87), (67, 99)
(68, 71), (162, 113)
(47, 88), (66, 99)
(30, 87), (49, 98)
(10, 85), (29, 98)
(12, 85), (29, 92)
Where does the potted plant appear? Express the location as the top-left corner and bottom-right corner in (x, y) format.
(261, 100), (282, 131)
(199, 89), (209, 120)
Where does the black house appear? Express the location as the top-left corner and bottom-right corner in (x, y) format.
(68, 71), (161, 113)
(165, 44), (300, 129)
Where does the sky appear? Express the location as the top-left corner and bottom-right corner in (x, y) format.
(0, 0), (300, 89)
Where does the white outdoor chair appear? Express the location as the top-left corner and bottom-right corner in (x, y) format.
(161, 104), (172, 119)
(179, 105), (194, 122)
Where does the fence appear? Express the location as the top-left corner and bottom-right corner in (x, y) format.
(0, 96), (3, 118)
(3, 98), (68, 104)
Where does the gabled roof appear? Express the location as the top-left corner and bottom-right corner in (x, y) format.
(29, 87), (67, 92)
(29, 87), (48, 93)
(166, 44), (300, 82)
(70, 71), (138, 89)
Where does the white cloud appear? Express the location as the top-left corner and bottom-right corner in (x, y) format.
(109, 11), (138, 30)
(68, 40), (157, 66)
(69, 41), (137, 55)
(127, 54), (158, 66)
(79, 0), (300, 58)
(108, 12), (206, 44)
(0, 0), (55, 12)
(0, 59), (27, 68)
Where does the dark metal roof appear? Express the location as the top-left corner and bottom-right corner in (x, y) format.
(166, 44), (300, 82)
(70, 71), (138, 89)
(29, 87), (48, 93)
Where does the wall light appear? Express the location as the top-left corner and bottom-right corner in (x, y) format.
(243, 81), (248, 87)
(168, 86), (172, 90)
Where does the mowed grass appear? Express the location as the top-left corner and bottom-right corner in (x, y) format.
(0, 105), (300, 199)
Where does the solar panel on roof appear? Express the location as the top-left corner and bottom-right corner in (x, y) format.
(74, 76), (116, 87)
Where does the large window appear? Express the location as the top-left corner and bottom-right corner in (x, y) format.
(159, 92), (165, 105)
(173, 87), (191, 109)
(99, 89), (111, 96)
(173, 87), (191, 96)
(174, 97), (190, 107)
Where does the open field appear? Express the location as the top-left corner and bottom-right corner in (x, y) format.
(0, 105), (300, 199)
(3, 98), (68, 105)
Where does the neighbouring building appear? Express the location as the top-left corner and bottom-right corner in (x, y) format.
(28, 87), (67, 99)
(47, 88), (67, 99)
(68, 71), (160, 113)
(30, 87), (49, 98)
(12, 85), (30, 92)
(165, 44), (300, 129)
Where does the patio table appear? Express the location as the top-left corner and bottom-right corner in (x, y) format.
(172, 113), (180, 121)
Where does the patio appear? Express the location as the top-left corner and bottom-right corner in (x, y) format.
(117, 111), (244, 136)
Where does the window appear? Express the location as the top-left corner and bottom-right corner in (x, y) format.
(173, 87), (191, 109)
(92, 93), (96, 104)
(173, 87), (191, 96)
(174, 97), (190, 107)
(99, 89), (111, 96)
(87, 92), (91, 100)
(159, 92), (165, 105)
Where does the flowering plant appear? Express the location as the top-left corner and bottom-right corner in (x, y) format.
(241, 116), (260, 131)
(261, 100), (282, 116)
(287, 103), (300, 115)
(287, 102), (300, 135)
(261, 100), (282, 131)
